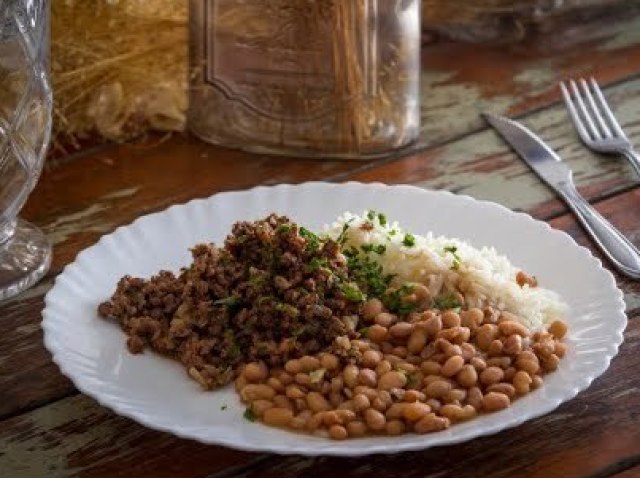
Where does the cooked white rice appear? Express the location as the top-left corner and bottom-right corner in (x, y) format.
(326, 211), (567, 330)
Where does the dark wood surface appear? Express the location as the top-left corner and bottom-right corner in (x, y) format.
(2, 16), (640, 478)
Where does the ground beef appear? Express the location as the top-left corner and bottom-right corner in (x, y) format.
(98, 214), (363, 389)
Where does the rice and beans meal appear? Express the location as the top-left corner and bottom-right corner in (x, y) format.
(98, 211), (569, 440)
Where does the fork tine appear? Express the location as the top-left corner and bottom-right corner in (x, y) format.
(580, 78), (611, 138)
(589, 77), (627, 139)
(568, 79), (601, 140)
(560, 82), (592, 144)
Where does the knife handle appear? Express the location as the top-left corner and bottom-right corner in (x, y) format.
(557, 181), (640, 279)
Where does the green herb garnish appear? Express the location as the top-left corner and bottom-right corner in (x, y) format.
(345, 249), (394, 297)
(292, 325), (307, 337)
(360, 243), (387, 255)
(221, 404), (228, 411)
(405, 372), (419, 388)
(402, 233), (416, 247)
(299, 227), (320, 252)
(382, 284), (418, 315)
(444, 245), (461, 270)
(367, 210), (376, 221)
(378, 213), (387, 226)
(433, 292), (462, 311)
(374, 244), (386, 255)
(339, 282), (365, 302)
(275, 302), (300, 317)
(224, 329), (241, 358)
(343, 246), (359, 258)
(277, 223), (292, 234)
(358, 327), (370, 337)
(243, 408), (257, 422)
(309, 257), (329, 271)
(336, 220), (354, 245)
(249, 274), (265, 287)
(361, 243), (375, 253)
(214, 296), (240, 307)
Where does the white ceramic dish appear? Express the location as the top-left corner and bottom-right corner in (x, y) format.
(42, 182), (626, 456)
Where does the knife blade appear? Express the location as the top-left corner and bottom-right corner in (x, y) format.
(483, 113), (572, 191)
(483, 113), (640, 279)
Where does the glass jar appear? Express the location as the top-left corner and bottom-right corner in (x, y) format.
(188, 0), (421, 159)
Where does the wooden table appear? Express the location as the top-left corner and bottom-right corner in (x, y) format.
(2, 14), (640, 478)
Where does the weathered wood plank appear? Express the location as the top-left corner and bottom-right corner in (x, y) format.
(349, 77), (640, 220)
(415, 12), (640, 148)
(0, 394), (257, 478)
(0, 283), (75, 419)
(0, 316), (636, 478)
(547, 188), (640, 310)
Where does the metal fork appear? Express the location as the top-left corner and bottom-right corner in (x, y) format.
(560, 78), (640, 177)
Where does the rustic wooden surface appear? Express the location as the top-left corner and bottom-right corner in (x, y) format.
(2, 14), (640, 478)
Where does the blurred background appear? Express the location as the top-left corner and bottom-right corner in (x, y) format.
(52, 0), (635, 154)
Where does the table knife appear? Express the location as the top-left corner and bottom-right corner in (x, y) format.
(484, 113), (640, 279)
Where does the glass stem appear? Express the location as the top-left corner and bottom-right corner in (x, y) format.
(0, 216), (17, 246)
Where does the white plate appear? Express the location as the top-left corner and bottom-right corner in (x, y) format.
(42, 182), (626, 456)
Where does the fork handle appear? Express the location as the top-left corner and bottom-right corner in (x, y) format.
(622, 150), (640, 177)
(557, 181), (640, 279)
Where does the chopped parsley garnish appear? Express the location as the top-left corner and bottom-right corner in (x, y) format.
(336, 220), (354, 245)
(378, 213), (387, 226)
(277, 223), (292, 234)
(221, 404), (228, 411)
(249, 274), (265, 287)
(402, 233), (416, 247)
(309, 257), (329, 271)
(228, 343), (241, 359)
(343, 246), (359, 258)
(361, 243), (374, 253)
(214, 296), (240, 307)
(433, 292), (462, 311)
(389, 229), (397, 236)
(361, 243), (387, 255)
(243, 407), (257, 422)
(224, 329), (240, 358)
(339, 282), (365, 302)
(299, 227), (320, 252)
(274, 302), (299, 317)
(257, 295), (274, 306)
(367, 210), (376, 221)
(444, 245), (461, 270)
(405, 372), (419, 388)
(256, 341), (270, 354)
(382, 284), (418, 315)
(345, 249), (394, 297)
(292, 325), (307, 337)
(358, 327), (369, 337)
